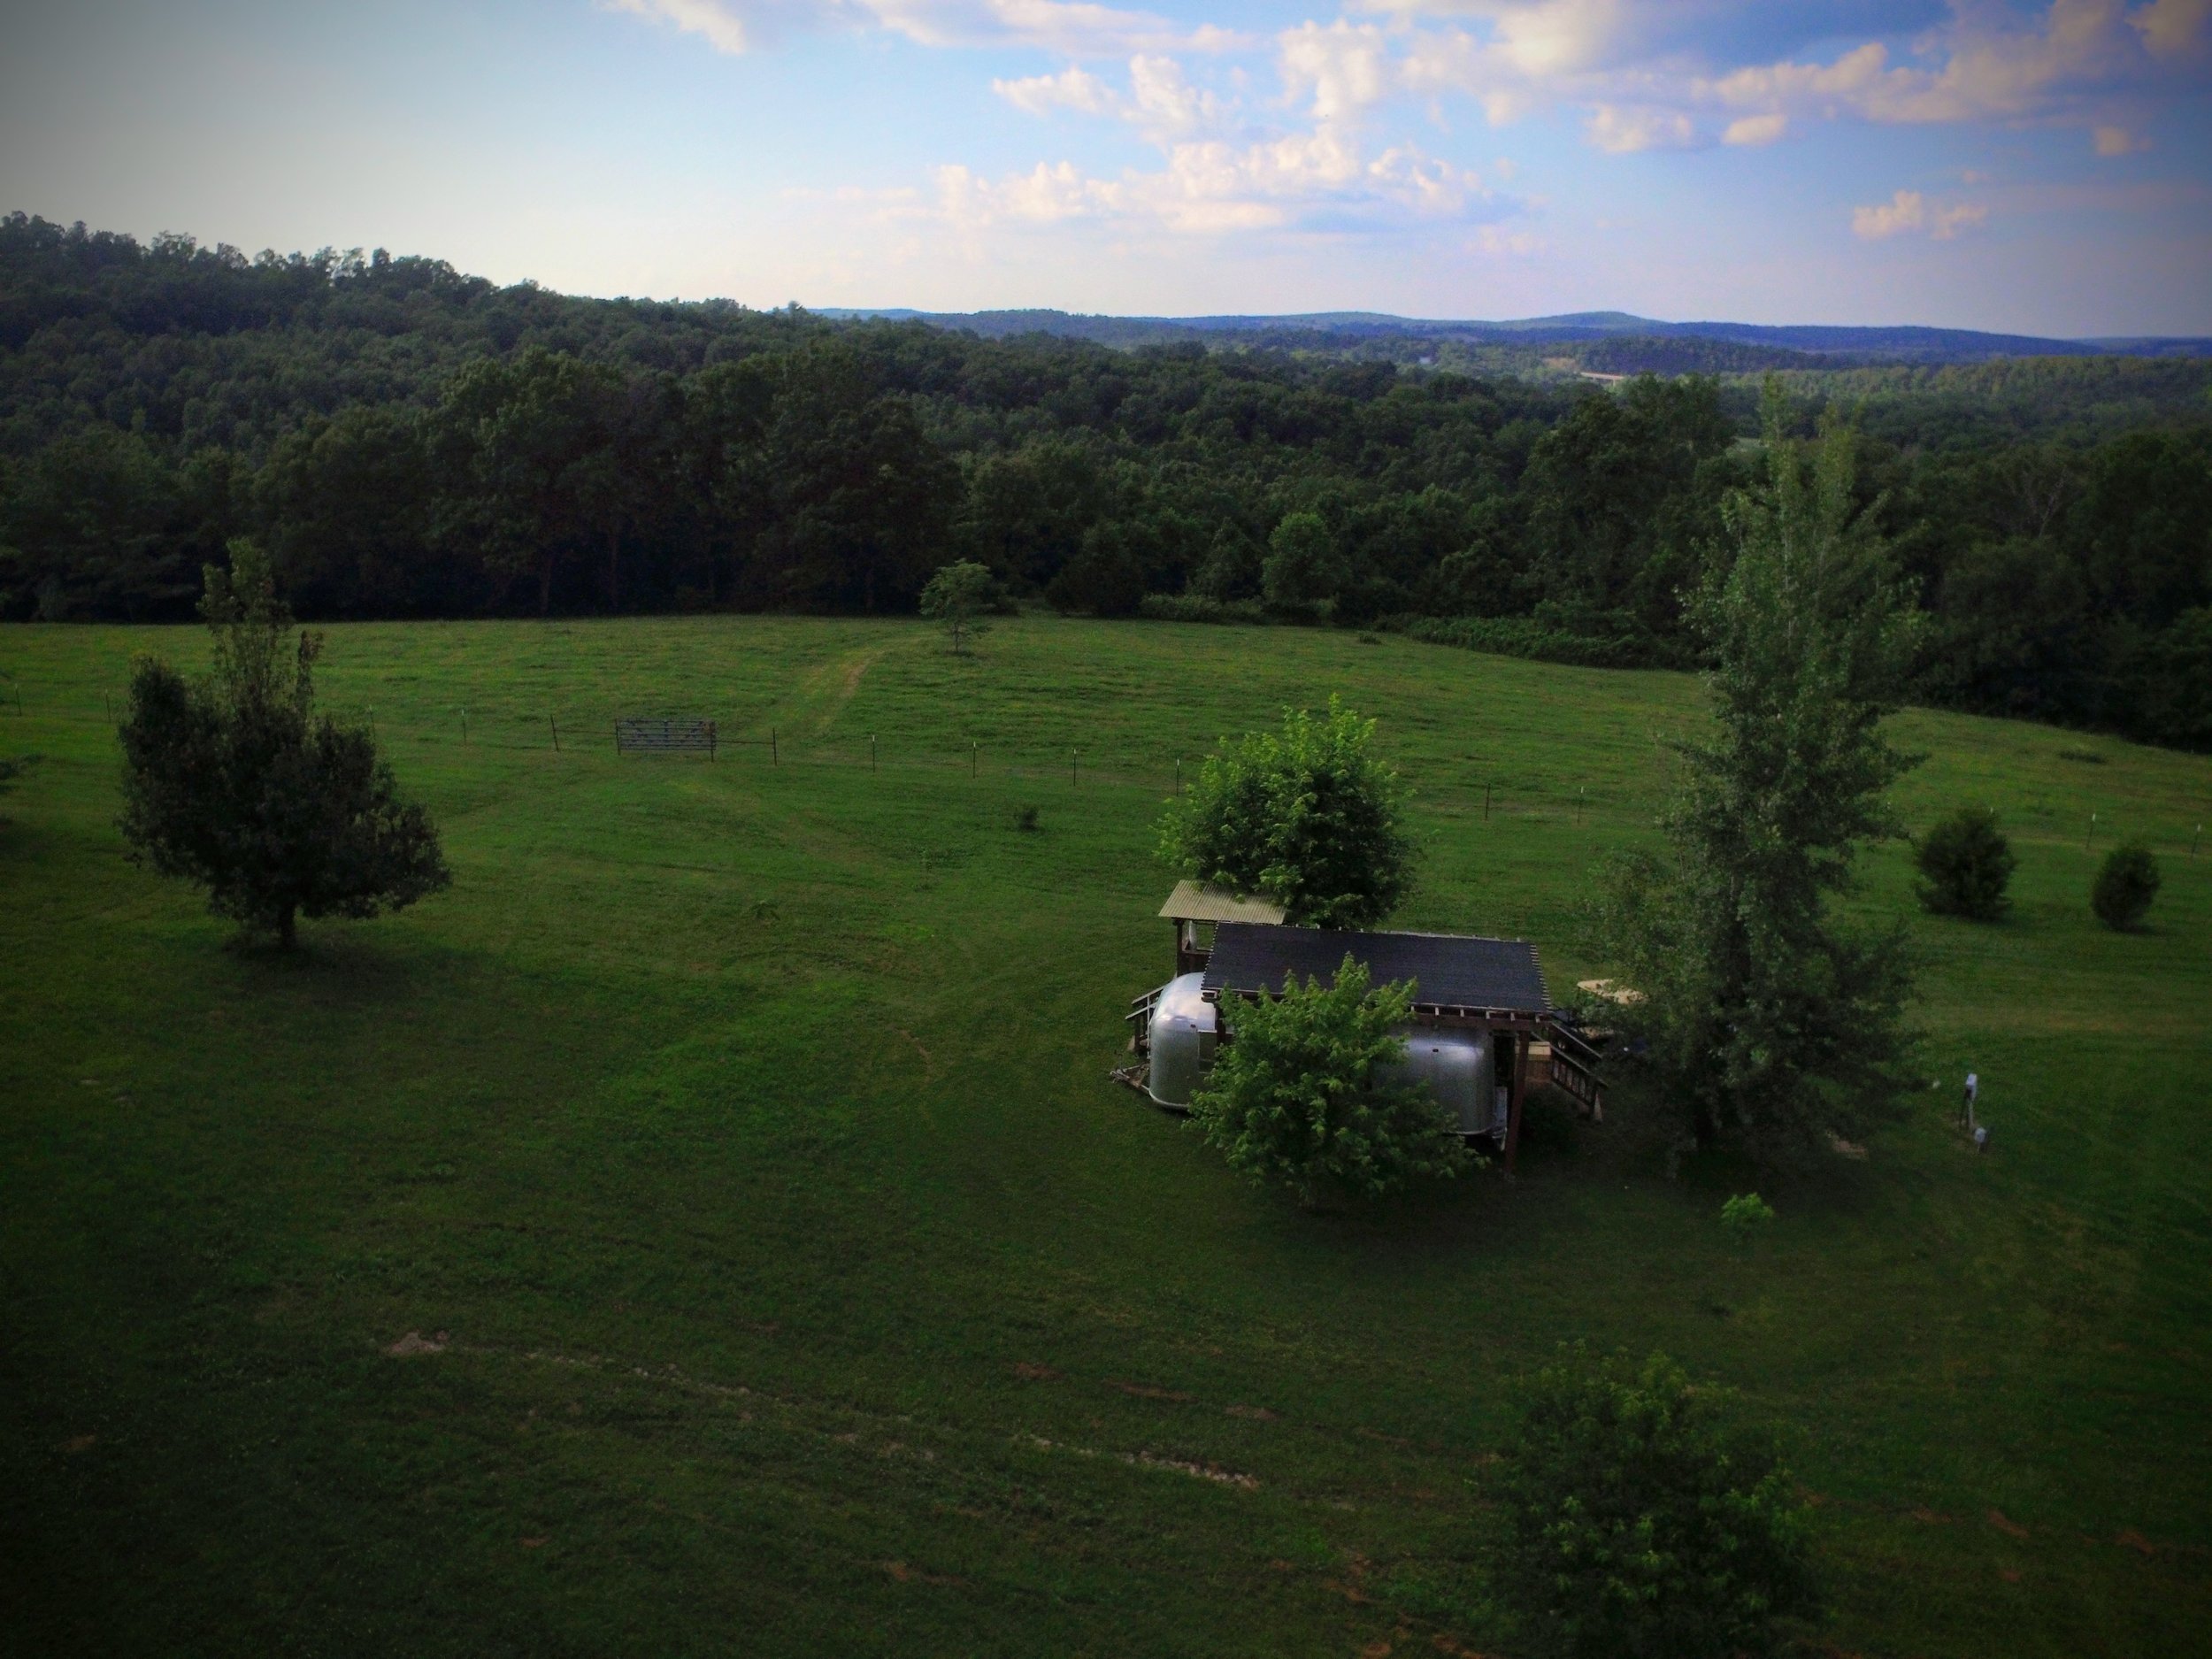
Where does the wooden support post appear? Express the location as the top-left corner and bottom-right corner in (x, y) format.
(1503, 1030), (1527, 1176)
(709, 720), (717, 762)
(1484, 781), (1492, 822)
(771, 727), (778, 765)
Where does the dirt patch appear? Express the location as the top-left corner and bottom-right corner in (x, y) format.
(1012, 1362), (1062, 1381)
(1129, 1451), (1257, 1488)
(1986, 1509), (2030, 1539)
(384, 1330), (449, 1356)
(59, 1434), (96, 1454)
(1226, 1404), (1279, 1421)
(882, 1560), (964, 1586)
(1110, 1380), (1194, 1402)
(2116, 1528), (2158, 1556)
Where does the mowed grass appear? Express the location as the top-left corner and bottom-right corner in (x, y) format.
(1, 614), (2208, 1658)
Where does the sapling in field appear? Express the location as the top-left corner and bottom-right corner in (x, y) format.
(919, 558), (999, 655)
(118, 541), (449, 948)
(1720, 1191), (1776, 1244)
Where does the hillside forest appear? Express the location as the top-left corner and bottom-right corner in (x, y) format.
(4, 212), (2209, 751)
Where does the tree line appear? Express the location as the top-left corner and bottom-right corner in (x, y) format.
(3, 212), (2208, 749)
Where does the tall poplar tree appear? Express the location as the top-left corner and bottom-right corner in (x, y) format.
(1601, 392), (1920, 1161)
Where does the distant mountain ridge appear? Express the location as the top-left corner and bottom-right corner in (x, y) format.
(816, 306), (2212, 365)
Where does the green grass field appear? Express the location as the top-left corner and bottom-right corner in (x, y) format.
(3, 615), (2208, 1657)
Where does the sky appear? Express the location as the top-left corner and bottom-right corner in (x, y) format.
(3, 0), (2208, 334)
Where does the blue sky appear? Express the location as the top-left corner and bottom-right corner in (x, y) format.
(4, 0), (2208, 332)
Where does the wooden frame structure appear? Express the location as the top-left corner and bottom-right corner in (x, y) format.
(1158, 880), (1287, 976)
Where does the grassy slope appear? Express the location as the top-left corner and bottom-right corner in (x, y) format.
(1, 616), (2207, 1658)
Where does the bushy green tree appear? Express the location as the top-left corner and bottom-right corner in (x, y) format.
(918, 558), (998, 654)
(1493, 1347), (1818, 1659)
(1914, 805), (2016, 920)
(2091, 842), (2160, 930)
(1598, 395), (1920, 1161)
(1262, 511), (1348, 614)
(1190, 955), (1467, 1204)
(118, 541), (449, 947)
(1160, 697), (1414, 927)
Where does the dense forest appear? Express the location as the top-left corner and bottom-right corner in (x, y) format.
(3, 211), (2209, 749)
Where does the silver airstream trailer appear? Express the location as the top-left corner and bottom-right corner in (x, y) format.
(1122, 887), (1603, 1168)
(1143, 979), (1502, 1139)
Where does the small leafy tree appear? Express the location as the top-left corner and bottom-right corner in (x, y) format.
(118, 541), (449, 947)
(1597, 394), (1920, 1162)
(1190, 955), (1469, 1204)
(1160, 696), (1414, 927)
(1719, 1191), (1776, 1243)
(918, 558), (998, 655)
(2091, 842), (2160, 930)
(1915, 806), (2016, 919)
(1493, 1347), (1818, 1659)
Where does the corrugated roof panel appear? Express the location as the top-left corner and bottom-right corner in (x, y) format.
(1158, 881), (1288, 925)
(1202, 923), (1550, 1014)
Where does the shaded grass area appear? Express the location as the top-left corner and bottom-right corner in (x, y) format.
(2, 615), (2208, 1655)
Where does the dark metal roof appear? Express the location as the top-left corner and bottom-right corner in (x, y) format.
(1202, 923), (1550, 1015)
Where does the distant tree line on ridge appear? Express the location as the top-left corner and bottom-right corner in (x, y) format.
(2, 212), (2208, 751)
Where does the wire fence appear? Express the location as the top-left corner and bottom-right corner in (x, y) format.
(5, 687), (2206, 856)
(2, 688), (1665, 826)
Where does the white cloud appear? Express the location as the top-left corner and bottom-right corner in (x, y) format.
(1852, 188), (1989, 240)
(1470, 223), (1541, 255)
(2093, 121), (2152, 152)
(855, 0), (1243, 54)
(1853, 188), (1927, 239)
(1586, 104), (1696, 152)
(995, 56), (1227, 137)
(1722, 111), (1787, 146)
(604, 0), (752, 55)
(1128, 54), (1228, 135)
(2132, 0), (2212, 56)
(995, 65), (1119, 116)
(937, 120), (1494, 238)
(1360, 0), (1633, 77)
(1701, 0), (2212, 131)
(609, 0), (1245, 58)
(1279, 21), (1400, 123)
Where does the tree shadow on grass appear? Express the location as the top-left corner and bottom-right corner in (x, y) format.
(1274, 1076), (1893, 1263)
